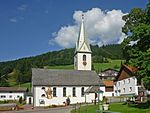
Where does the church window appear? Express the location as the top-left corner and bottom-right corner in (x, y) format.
(83, 55), (86, 61)
(41, 94), (45, 97)
(53, 87), (57, 97)
(0, 95), (6, 98)
(81, 87), (84, 96)
(41, 87), (45, 90)
(129, 87), (132, 92)
(63, 87), (66, 97)
(73, 87), (76, 97)
(123, 88), (125, 93)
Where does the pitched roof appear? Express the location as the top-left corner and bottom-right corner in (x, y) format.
(32, 68), (104, 86)
(99, 68), (118, 77)
(0, 87), (27, 92)
(115, 65), (138, 81)
(85, 86), (103, 93)
(124, 65), (137, 73)
(103, 80), (114, 87)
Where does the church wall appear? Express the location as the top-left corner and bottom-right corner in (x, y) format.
(34, 86), (97, 107)
(76, 53), (91, 70)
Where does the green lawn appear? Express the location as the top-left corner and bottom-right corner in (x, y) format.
(93, 60), (124, 72)
(71, 102), (150, 113)
(46, 60), (124, 72)
(11, 82), (31, 89)
(45, 64), (74, 70)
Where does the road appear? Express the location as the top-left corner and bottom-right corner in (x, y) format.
(2, 106), (73, 113)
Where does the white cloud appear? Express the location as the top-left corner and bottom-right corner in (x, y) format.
(17, 4), (28, 11)
(50, 8), (127, 48)
(9, 17), (17, 23)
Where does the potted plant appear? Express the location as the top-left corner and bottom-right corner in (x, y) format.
(102, 96), (109, 111)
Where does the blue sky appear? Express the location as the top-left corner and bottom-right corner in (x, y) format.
(0, 0), (147, 61)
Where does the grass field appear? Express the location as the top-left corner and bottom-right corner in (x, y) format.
(46, 60), (124, 72)
(71, 102), (150, 113)
(93, 60), (124, 72)
(45, 64), (73, 70)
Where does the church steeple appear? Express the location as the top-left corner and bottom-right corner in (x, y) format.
(75, 14), (91, 54)
(74, 14), (92, 71)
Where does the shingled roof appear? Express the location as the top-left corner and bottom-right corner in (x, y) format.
(0, 87), (27, 92)
(100, 68), (118, 77)
(32, 68), (104, 86)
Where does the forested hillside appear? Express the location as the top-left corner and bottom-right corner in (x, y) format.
(0, 44), (123, 86)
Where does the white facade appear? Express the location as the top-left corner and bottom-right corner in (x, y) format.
(104, 92), (114, 97)
(74, 53), (91, 71)
(114, 76), (138, 96)
(0, 92), (24, 101)
(33, 86), (105, 107)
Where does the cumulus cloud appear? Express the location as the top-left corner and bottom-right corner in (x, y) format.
(50, 8), (127, 48)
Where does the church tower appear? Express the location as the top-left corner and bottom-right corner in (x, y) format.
(74, 15), (92, 70)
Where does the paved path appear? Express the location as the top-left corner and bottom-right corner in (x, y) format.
(2, 106), (73, 113)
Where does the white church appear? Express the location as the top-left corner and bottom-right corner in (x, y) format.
(32, 15), (105, 107)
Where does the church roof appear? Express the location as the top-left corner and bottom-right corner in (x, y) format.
(85, 86), (103, 93)
(32, 68), (104, 86)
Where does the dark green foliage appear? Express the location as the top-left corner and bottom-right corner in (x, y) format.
(0, 44), (123, 86)
(19, 96), (23, 104)
(122, 1), (150, 89)
(91, 44), (123, 63)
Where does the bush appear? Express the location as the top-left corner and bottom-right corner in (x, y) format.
(19, 97), (23, 104)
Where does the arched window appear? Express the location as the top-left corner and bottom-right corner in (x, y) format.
(53, 87), (57, 97)
(81, 87), (84, 97)
(83, 55), (86, 61)
(63, 87), (66, 97)
(123, 88), (125, 93)
(41, 87), (45, 90)
(73, 87), (76, 97)
(41, 94), (45, 97)
(129, 87), (132, 92)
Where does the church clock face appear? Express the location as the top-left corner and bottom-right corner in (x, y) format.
(83, 61), (87, 66)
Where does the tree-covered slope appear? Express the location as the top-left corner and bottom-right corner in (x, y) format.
(0, 44), (123, 86)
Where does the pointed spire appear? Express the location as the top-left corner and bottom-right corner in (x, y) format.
(75, 14), (91, 53)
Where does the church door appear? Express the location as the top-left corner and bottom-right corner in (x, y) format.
(29, 97), (32, 104)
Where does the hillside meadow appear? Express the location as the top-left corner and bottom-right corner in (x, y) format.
(12, 60), (123, 88)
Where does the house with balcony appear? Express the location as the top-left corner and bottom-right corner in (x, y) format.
(114, 65), (146, 101)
